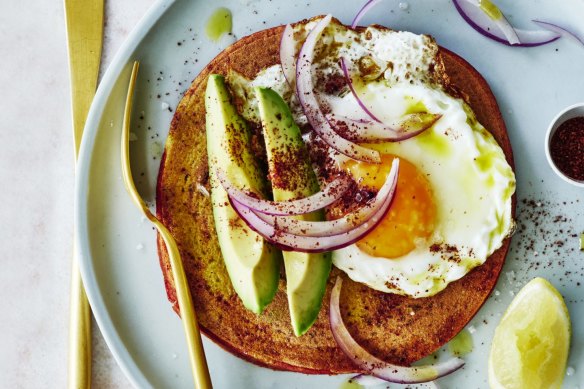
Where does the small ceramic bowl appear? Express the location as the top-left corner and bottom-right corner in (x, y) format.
(544, 102), (584, 188)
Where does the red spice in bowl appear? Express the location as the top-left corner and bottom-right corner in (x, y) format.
(549, 117), (584, 182)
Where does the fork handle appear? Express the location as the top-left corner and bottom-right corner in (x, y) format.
(158, 221), (213, 389)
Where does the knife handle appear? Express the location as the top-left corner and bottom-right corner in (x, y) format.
(68, 252), (91, 389)
(64, 0), (104, 386)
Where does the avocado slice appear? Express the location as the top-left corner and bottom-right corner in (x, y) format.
(205, 75), (281, 314)
(256, 87), (332, 336)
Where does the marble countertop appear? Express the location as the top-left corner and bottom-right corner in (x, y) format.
(0, 1), (154, 387)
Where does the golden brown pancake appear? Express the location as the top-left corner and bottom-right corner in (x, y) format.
(156, 19), (515, 374)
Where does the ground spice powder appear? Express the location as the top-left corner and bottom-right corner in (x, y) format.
(549, 116), (584, 181)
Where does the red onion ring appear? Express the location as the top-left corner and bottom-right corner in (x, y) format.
(252, 211), (362, 238)
(296, 15), (382, 163)
(340, 57), (381, 123)
(532, 20), (584, 47)
(216, 168), (351, 216)
(252, 166), (391, 237)
(230, 192), (392, 253)
(327, 112), (441, 143)
(330, 277), (465, 384)
(453, 0), (560, 47)
(351, 374), (442, 388)
(351, 0), (384, 28)
(510, 28), (560, 46)
(252, 208), (368, 238)
(280, 24), (296, 86)
(229, 159), (398, 253)
(464, 0), (519, 44)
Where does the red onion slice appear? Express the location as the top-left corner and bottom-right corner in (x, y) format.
(351, 374), (442, 388)
(330, 277), (465, 383)
(253, 208), (368, 238)
(340, 57), (381, 123)
(532, 20), (584, 47)
(229, 159), (398, 253)
(453, 0), (518, 44)
(296, 14), (382, 163)
(351, 0), (384, 28)
(253, 167), (391, 237)
(216, 168), (351, 216)
(453, 0), (560, 47)
(280, 24), (296, 86)
(473, 0), (519, 44)
(230, 193), (390, 253)
(327, 112), (441, 143)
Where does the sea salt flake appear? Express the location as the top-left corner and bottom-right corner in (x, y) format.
(196, 183), (210, 197)
(150, 141), (163, 159)
(136, 243), (144, 250)
(494, 290), (501, 296)
(399, 2), (409, 10)
(467, 325), (476, 334)
(566, 366), (575, 376)
(161, 102), (170, 110)
(505, 270), (515, 283)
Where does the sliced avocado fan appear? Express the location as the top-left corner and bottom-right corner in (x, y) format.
(256, 86), (332, 336)
(205, 75), (281, 314)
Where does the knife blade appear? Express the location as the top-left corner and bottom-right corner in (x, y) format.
(63, 0), (104, 387)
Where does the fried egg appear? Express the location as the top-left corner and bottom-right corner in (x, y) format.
(332, 81), (515, 297)
(229, 18), (516, 297)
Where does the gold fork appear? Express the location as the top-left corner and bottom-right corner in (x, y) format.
(121, 61), (212, 389)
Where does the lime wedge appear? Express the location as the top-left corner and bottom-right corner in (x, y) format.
(489, 277), (571, 389)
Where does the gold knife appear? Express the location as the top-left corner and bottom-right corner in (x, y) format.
(64, 0), (104, 387)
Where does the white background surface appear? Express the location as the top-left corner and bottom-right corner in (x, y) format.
(2, 0), (584, 388)
(0, 1), (152, 387)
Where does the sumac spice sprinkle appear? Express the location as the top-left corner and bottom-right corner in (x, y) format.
(549, 116), (584, 181)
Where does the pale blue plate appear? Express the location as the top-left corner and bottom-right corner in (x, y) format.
(76, 0), (584, 387)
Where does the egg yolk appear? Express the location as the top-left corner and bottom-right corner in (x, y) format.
(344, 154), (436, 258)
